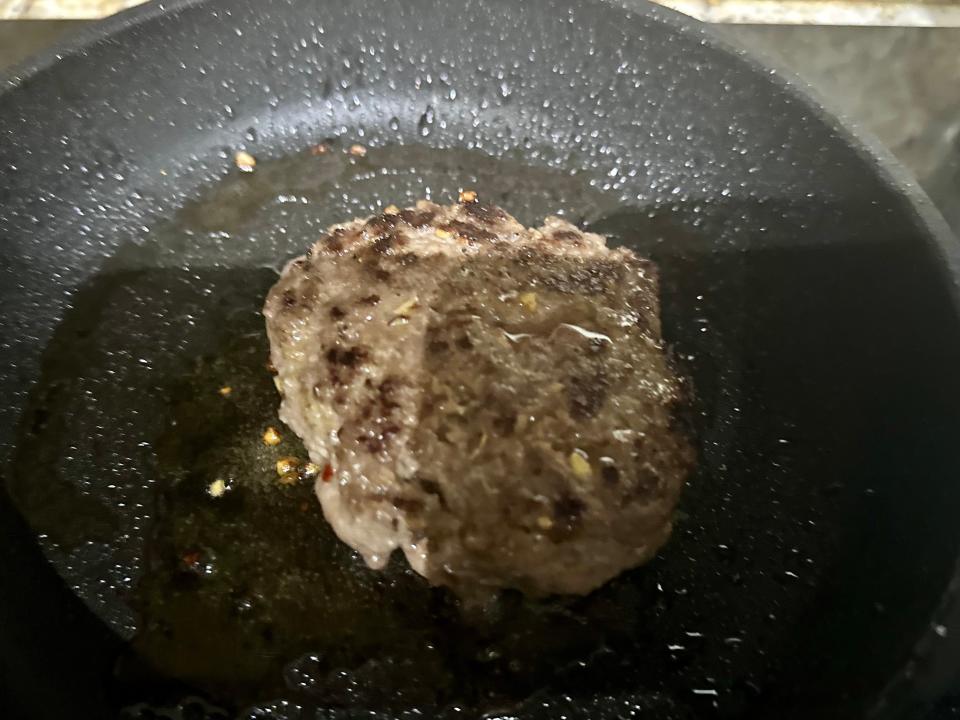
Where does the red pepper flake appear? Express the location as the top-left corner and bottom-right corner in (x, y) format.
(322, 463), (334, 482)
(181, 549), (202, 569)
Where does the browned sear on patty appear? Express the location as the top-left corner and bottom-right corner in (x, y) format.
(263, 198), (693, 598)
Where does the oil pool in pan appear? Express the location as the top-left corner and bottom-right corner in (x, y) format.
(10, 143), (837, 717)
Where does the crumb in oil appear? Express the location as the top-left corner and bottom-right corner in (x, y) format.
(276, 456), (299, 476)
(234, 151), (256, 172)
(207, 478), (228, 498)
(278, 471), (299, 486)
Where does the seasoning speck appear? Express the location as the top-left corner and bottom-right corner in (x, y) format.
(276, 456), (299, 476)
(468, 431), (488, 459)
(458, 189), (478, 203)
(348, 144), (367, 157)
(392, 296), (419, 319)
(519, 291), (538, 312)
(278, 471), (299, 486)
(569, 450), (592, 479)
(322, 463), (334, 482)
(218, 385), (232, 397)
(310, 143), (329, 155)
(537, 515), (554, 530)
(301, 462), (320, 480)
(384, 204), (400, 215)
(234, 151), (256, 172)
(207, 478), (227, 498)
(263, 426), (282, 446)
(435, 228), (453, 239)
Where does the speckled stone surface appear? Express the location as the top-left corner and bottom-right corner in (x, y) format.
(0, 0), (143, 19)
(0, 18), (80, 63)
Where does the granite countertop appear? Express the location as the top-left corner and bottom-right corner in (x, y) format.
(0, 0), (142, 19)
(1, 19), (957, 233)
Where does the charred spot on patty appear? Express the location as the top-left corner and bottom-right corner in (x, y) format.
(567, 371), (610, 420)
(441, 220), (497, 244)
(463, 201), (506, 224)
(399, 208), (437, 227)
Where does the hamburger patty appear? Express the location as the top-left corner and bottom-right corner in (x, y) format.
(263, 198), (693, 598)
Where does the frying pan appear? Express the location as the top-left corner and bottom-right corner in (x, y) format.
(3, 0), (960, 718)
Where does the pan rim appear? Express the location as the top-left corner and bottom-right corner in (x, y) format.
(2, 0), (959, 713)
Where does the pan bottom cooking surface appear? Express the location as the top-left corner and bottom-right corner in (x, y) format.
(4, 0), (960, 716)
(7, 141), (923, 718)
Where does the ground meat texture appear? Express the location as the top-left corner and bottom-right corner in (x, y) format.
(263, 199), (693, 598)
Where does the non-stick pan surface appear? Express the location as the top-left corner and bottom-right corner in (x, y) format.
(2, 1), (960, 719)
